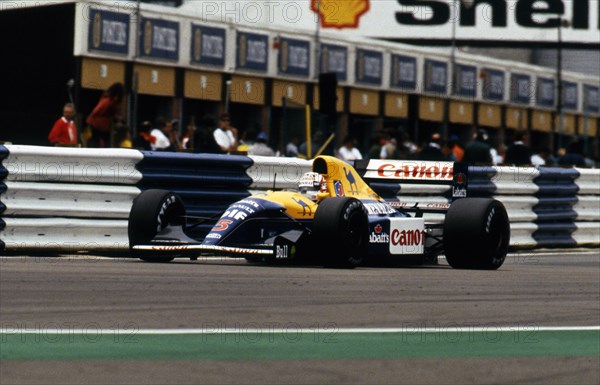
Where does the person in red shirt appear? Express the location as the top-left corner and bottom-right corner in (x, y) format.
(86, 82), (125, 147)
(48, 103), (78, 146)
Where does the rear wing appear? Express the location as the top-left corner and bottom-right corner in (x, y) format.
(353, 159), (469, 212)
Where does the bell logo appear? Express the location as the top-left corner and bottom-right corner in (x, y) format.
(311, 0), (370, 29)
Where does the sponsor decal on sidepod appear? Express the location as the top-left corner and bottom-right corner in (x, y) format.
(389, 218), (425, 255)
(369, 224), (390, 244)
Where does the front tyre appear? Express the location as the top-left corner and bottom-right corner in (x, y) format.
(313, 197), (369, 268)
(128, 189), (186, 263)
(443, 198), (509, 270)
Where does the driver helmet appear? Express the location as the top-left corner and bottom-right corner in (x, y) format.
(298, 172), (326, 201)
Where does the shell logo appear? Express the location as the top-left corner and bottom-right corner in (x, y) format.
(311, 0), (370, 29)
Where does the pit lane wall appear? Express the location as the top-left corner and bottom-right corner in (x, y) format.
(0, 145), (598, 253)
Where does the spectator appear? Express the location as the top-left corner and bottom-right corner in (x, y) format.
(531, 146), (554, 167)
(132, 120), (155, 150)
(213, 113), (238, 153)
(48, 103), (78, 146)
(180, 124), (195, 150)
(367, 133), (386, 159)
(286, 136), (300, 157)
(236, 130), (252, 154)
(448, 134), (464, 162)
(114, 123), (132, 148)
(558, 141), (586, 167)
(490, 144), (504, 165)
(442, 141), (456, 161)
(248, 132), (275, 156)
(504, 131), (533, 166)
(150, 117), (173, 151)
(85, 82), (124, 147)
(193, 114), (220, 153)
(417, 132), (446, 161)
(463, 129), (493, 164)
(169, 119), (181, 150)
(299, 131), (323, 158)
(380, 137), (400, 159)
(401, 138), (418, 159)
(337, 136), (363, 162)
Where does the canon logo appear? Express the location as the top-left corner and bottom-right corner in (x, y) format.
(377, 164), (453, 180)
(396, 0), (598, 30)
(391, 229), (425, 247)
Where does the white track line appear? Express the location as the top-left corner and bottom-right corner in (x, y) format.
(3, 326), (599, 334)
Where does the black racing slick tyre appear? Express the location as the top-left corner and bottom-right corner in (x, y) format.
(128, 189), (186, 263)
(443, 198), (510, 270)
(313, 197), (369, 268)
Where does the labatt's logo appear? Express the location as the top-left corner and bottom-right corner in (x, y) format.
(369, 224), (389, 244)
(311, 0), (370, 29)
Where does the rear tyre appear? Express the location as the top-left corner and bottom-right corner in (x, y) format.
(313, 198), (369, 268)
(443, 198), (509, 270)
(128, 189), (186, 263)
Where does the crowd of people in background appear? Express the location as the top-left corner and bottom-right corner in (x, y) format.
(48, 82), (597, 168)
(339, 127), (594, 167)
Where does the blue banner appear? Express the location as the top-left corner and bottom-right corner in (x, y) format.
(278, 38), (310, 77)
(191, 25), (225, 67)
(237, 32), (269, 73)
(482, 68), (504, 101)
(453, 64), (477, 98)
(561, 81), (578, 111)
(584, 85), (599, 114)
(88, 8), (130, 55)
(537, 77), (556, 108)
(510, 73), (533, 104)
(320, 44), (348, 82)
(390, 55), (416, 90)
(356, 49), (382, 86)
(424, 59), (447, 94)
(140, 18), (179, 61)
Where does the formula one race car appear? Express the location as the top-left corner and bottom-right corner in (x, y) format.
(128, 156), (510, 269)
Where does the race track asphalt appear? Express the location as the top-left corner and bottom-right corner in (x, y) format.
(1, 251), (598, 384)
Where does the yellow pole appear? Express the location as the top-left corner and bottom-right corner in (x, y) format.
(314, 133), (335, 158)
(305, 104), (312, 159)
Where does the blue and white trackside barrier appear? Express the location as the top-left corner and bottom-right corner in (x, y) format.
(1, 145), (598, 253)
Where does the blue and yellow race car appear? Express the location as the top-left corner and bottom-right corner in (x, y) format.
(128, 156), (510, 269)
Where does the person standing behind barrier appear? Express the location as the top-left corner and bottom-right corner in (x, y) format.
(179, 124), (195, 150)
(150, 117), (173, 151)
(193, 114), (220, 153)
(132, 120), (155, 150)
(367, 133), (385, 160)
(213, 113), (238, 154)
(285, 136), (300, 157)
(114, 123), (132, 148)
(448, 135), (464, 162)
(248, 132), (275, 156)
(48, 103), (78, 146)
(85, 82), (124, 148)
(531, 146), (554, 166)
(337, 136), (363, 162)
(417, 132), (446, 161)
(299, 131), (323, 158)
(504, 131), (533, 166)
(558, 141), (586, 167)
(463, 129), (493, 164)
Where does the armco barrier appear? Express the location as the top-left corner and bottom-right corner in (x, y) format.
(0, 145), (598, 253)
(0, 145), (143, 251)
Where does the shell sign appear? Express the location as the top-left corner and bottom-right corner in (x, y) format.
(311, 0), (370, 29)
